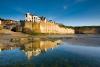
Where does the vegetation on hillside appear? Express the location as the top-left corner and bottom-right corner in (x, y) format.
(0, 18), (5, 21)
(75, 26), (100, 29)
(57, 23), (75, 29)
(75, 26), (100, 34)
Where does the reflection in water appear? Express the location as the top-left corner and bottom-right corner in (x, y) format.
(20, 40), (62, 59)
(0, 44), (17, 51)
(0, 39), (62, 64)
(0, 37), (100, 67)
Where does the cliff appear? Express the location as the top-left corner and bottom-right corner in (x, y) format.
(23, 21), (75, 34)
(75, 26), (100, 34)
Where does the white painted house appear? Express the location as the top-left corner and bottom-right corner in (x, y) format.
(25, 13), (41, 22)
(0, 20), (2, 25)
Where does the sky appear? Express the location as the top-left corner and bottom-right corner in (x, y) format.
(0, 0), (100, 26)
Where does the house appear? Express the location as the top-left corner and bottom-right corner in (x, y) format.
(25, 13), (41, 22)
(0, 20), (2, 25)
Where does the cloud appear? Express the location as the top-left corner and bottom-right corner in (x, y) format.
(47, 16), (57, 21)
(75, 0), (86, 3)
(12, 7), (26, 14)
(63, 5), (68, 10)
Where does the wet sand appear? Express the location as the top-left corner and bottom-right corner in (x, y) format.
(0, 29), (100, 47)
(64, 35), (100, 46)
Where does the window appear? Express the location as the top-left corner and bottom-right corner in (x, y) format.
(26, 14), (27, 17)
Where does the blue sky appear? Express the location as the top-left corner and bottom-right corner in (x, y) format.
(0, 0), (100, 26)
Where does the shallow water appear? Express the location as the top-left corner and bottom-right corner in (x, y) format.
(0, 36), (100, 67)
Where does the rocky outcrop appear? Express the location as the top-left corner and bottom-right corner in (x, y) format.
(75, 26), (100, 34)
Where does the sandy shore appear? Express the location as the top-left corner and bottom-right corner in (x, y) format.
(0, 29), (100, 48)
(0, 29), (29, 47)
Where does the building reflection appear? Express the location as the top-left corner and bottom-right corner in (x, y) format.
(21, 40), (62, 60)
(0, 43), (17, 51)
(0, 39), (62, 60)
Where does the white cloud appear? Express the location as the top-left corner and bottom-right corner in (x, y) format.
(12, 7), (26, 14)
(63, 5), (68, 10)
(47, 16), (57, 20)
(76, 0), (86, 2)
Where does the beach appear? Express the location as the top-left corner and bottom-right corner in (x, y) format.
(0, 29), (100, 47)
